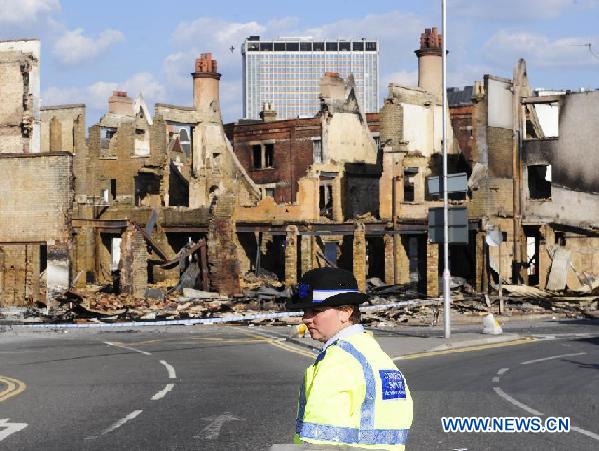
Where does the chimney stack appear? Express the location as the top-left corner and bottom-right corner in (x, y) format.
(319, 72), (345, 101)
(108, 91), (134, 115)
(192, 52), (221, 114)
(415, 27), (443, 101)
(259, 102), (277, 122)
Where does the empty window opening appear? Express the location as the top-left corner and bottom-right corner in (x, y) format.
(264, 143), (274, 168)
(252, 144), (262, 169)
(40, 244), (48, 274)
(111, 237), (122, 271)
(528, 165), (551, 199)
(372, 135), (381, 152)
(324, 242), (337, 266)
(252, 143), (274, 169)
(265, 187), (275, 198)
(526, 236), (537, 276)
(403, 167), (418, 202)
(408, 237), (419, 283)
(135, 174), (160, 207)
(110, 179), (117, 200)
(319, 183), (334, 218)
(100, 127), (117, 150)
(313, 138), (323, 163)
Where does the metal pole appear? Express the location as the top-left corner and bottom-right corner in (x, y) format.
(442, 0), (451, 339)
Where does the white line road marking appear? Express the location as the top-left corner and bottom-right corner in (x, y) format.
(104, 341), (151, 356)
(159, 360), (177, 379)
(492, 376), (500, 383)
(493, 387), (544, 416)
(571, 426), (599, 442)
(0, 419), (27, 442)
(193, 413), (243, 440)
(521, 352), (586, 365)
(151, 383), (174, 401)
(86, 410), (143, 440)
(497, 368), (509, 376)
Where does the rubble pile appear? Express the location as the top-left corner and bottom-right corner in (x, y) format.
(3, 273), (597, 325)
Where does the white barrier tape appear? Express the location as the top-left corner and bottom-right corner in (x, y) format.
(8, 300), (432, 329)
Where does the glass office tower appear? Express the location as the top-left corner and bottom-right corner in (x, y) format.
(242, 37), (379, 120)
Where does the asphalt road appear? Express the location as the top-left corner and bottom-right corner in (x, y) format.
(1, 324), (598, 451)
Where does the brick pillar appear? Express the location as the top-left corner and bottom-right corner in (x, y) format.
(74, 226), (95, 288)
(119, 224), (149, 298)
(207, 194), (241, 296)
(384, 234), (395, 285)
(394, 235), (410, 284)
(538, 225), (554, 290)
(332, 177), (344, 222)
(300, 234), (313, 276)
(426, 241), (439, 297)
(285, 225), (298, 286)
(475, 231), (486, 293)
(353, 223), (367, 292)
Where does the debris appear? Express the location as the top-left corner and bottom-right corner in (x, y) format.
(145, 287), (165, 299)
(482, 313), (502, 335)
(182, 288), (222, 299)
(366, 277), (385, 288)
(546, 246), (570, 291)
(501, 285), (552, 298)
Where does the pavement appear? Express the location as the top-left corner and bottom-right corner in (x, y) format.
(248, 316), (599, 359)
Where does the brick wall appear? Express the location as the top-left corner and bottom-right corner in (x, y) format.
(0, 51), (37, 153)
(0, 153), (72, 242)
(380, 100), (403, 150)
(228, 118), (320, 203)
(487, 126), (513, 178)
(85, 118), (167, 204)
(0, 244), (41, 306)
(449, 105), (474, 163)
(40, 105), (88, 195)
(469, 177), (514, 219)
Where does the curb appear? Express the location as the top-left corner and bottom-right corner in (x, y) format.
(255, 329), (531, 357)
(424, 333), (523, 352)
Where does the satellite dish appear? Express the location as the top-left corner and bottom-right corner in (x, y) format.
(486, 229), (503, 247)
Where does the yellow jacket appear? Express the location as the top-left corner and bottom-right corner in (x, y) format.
(294, 330), (413, 450)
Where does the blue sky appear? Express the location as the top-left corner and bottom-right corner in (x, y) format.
(2, 0), (598, 125)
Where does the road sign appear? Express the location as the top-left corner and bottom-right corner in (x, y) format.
(428, 206), (469, 244)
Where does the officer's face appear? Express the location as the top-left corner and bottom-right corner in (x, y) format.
(302, 306), (352, 342)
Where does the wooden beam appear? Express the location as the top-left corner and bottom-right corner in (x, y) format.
(521, 95), (562, 105)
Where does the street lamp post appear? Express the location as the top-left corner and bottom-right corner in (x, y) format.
(442, 0), (451, 339)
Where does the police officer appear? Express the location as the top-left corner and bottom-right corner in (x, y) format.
(287, 267), (413, 450)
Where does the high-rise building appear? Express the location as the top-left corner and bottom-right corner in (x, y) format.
(242, 36), (378, 120)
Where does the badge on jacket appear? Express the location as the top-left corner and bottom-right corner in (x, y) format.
(379, 369), (406, 400)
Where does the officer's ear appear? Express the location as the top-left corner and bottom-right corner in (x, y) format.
(337, 306), (353, 324)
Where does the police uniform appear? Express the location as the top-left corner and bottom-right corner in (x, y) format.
(288, 268), (413, 450)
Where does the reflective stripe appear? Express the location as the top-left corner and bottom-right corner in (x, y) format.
(337, 340), (376, 430)
(312, 289), (358, 301)
(296, 379), (307, 433)
(297, 421), (409, 446)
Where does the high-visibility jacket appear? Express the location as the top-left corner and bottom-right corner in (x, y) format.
(294, 331), (413, 450)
